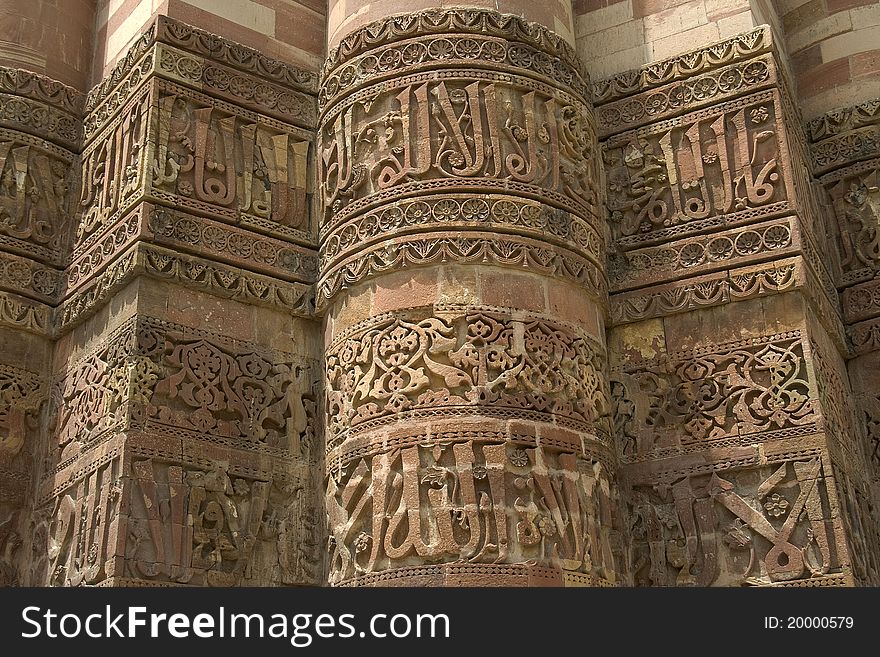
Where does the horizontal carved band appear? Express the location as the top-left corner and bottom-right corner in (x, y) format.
(315, 232), (607, 309)
(155, 43), (316, 128)
(320, 193), (603, 273)
(610, 257), (802, 324)
(321, 33), (589, 112)
(319, 73), (598, 228)
(604, 90), (786, 247)
(47, 314), (318, 471)
(146, 207), (317, 282)
(597, 55), (776, 137)
(58, 242), (314, 331)
(811, 126), (880, 175)
(805, 98), (880, 142)
(849, 317), (880, 355)
(0, 92), (82, 150)
(327, 441), (623, 585)
(334, 562), (616, 587)
(66, 208), (318, 298)
(610, 216), (797, 291)
(324, 9), (584, 83)
(327, 420), (614, 477)
(0, 66), (83, 115)
(0, 251), (62, 303)
(592, 27), (770, 105)
(85, 16), (316, 135)
(326, 306), (609, 452)
(843, 277), (880, 324)
(0, 291), (50, 334)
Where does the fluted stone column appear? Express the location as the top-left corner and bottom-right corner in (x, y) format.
(319, 3), (626, 586)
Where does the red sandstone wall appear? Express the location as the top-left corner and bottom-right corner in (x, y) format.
(780, 0), (880, 119)
(93, 0), (326, 84)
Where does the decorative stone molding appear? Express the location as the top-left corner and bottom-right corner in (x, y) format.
(321, 31), (590, 112)
(609, 216), (798, 291)
(325, 305), (609, 450)
(806, 98), (880, 142)
(85, 16), (316, 130)
(610, 257), (803, 325)
(597, 54), (777, 137)
(57, 242), (315, 331)
(317, 233), (606, 310)
(0, 250), (62, 302)
(324, 9), (585, 83)
(592, 27), (771, 105)
(320, 194), (605, 273)
(0, 291), (50, 335)
(628, 451), (849, 587)
(154, 43), (316, 127)
(811, 126), (880, 175)
(0, 67), (84, 116)
(0, 67), (84, 151)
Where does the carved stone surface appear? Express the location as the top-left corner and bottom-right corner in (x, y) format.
(326, 306), (609, 451)
(826, 161), (880, 289)
(593, 13), (877, 588)
(0, 130), (74, 266)
(628, 454), (847, 586)
(328, 441), (624, 586)
(125, 458), (321, 586)
(0, 363), (45, 459)
(46, 315), (318, 470)
(31, 314), (321, 587)
(0, 67), (83, 151)
(2, 4), (880, 589)
(603, 92), (786, 247)
(318, 8), (621, 586)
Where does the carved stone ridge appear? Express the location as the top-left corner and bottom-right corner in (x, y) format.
(806, 98), (880, 143)
(86, 16), (316, 118)
(592, 26), (771, 105)
(324, 8), (586, 83)
(0, 66), (84, 115)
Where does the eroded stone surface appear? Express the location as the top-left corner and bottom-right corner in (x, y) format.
(0, 1), (878, 588)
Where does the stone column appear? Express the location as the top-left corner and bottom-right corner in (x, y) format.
(0, 0), (91, 586)
(808, 88), (880, 588)
(319, 3), (626, 586)
(33, 16), (324, 588)
(597, 24), (869, 586)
